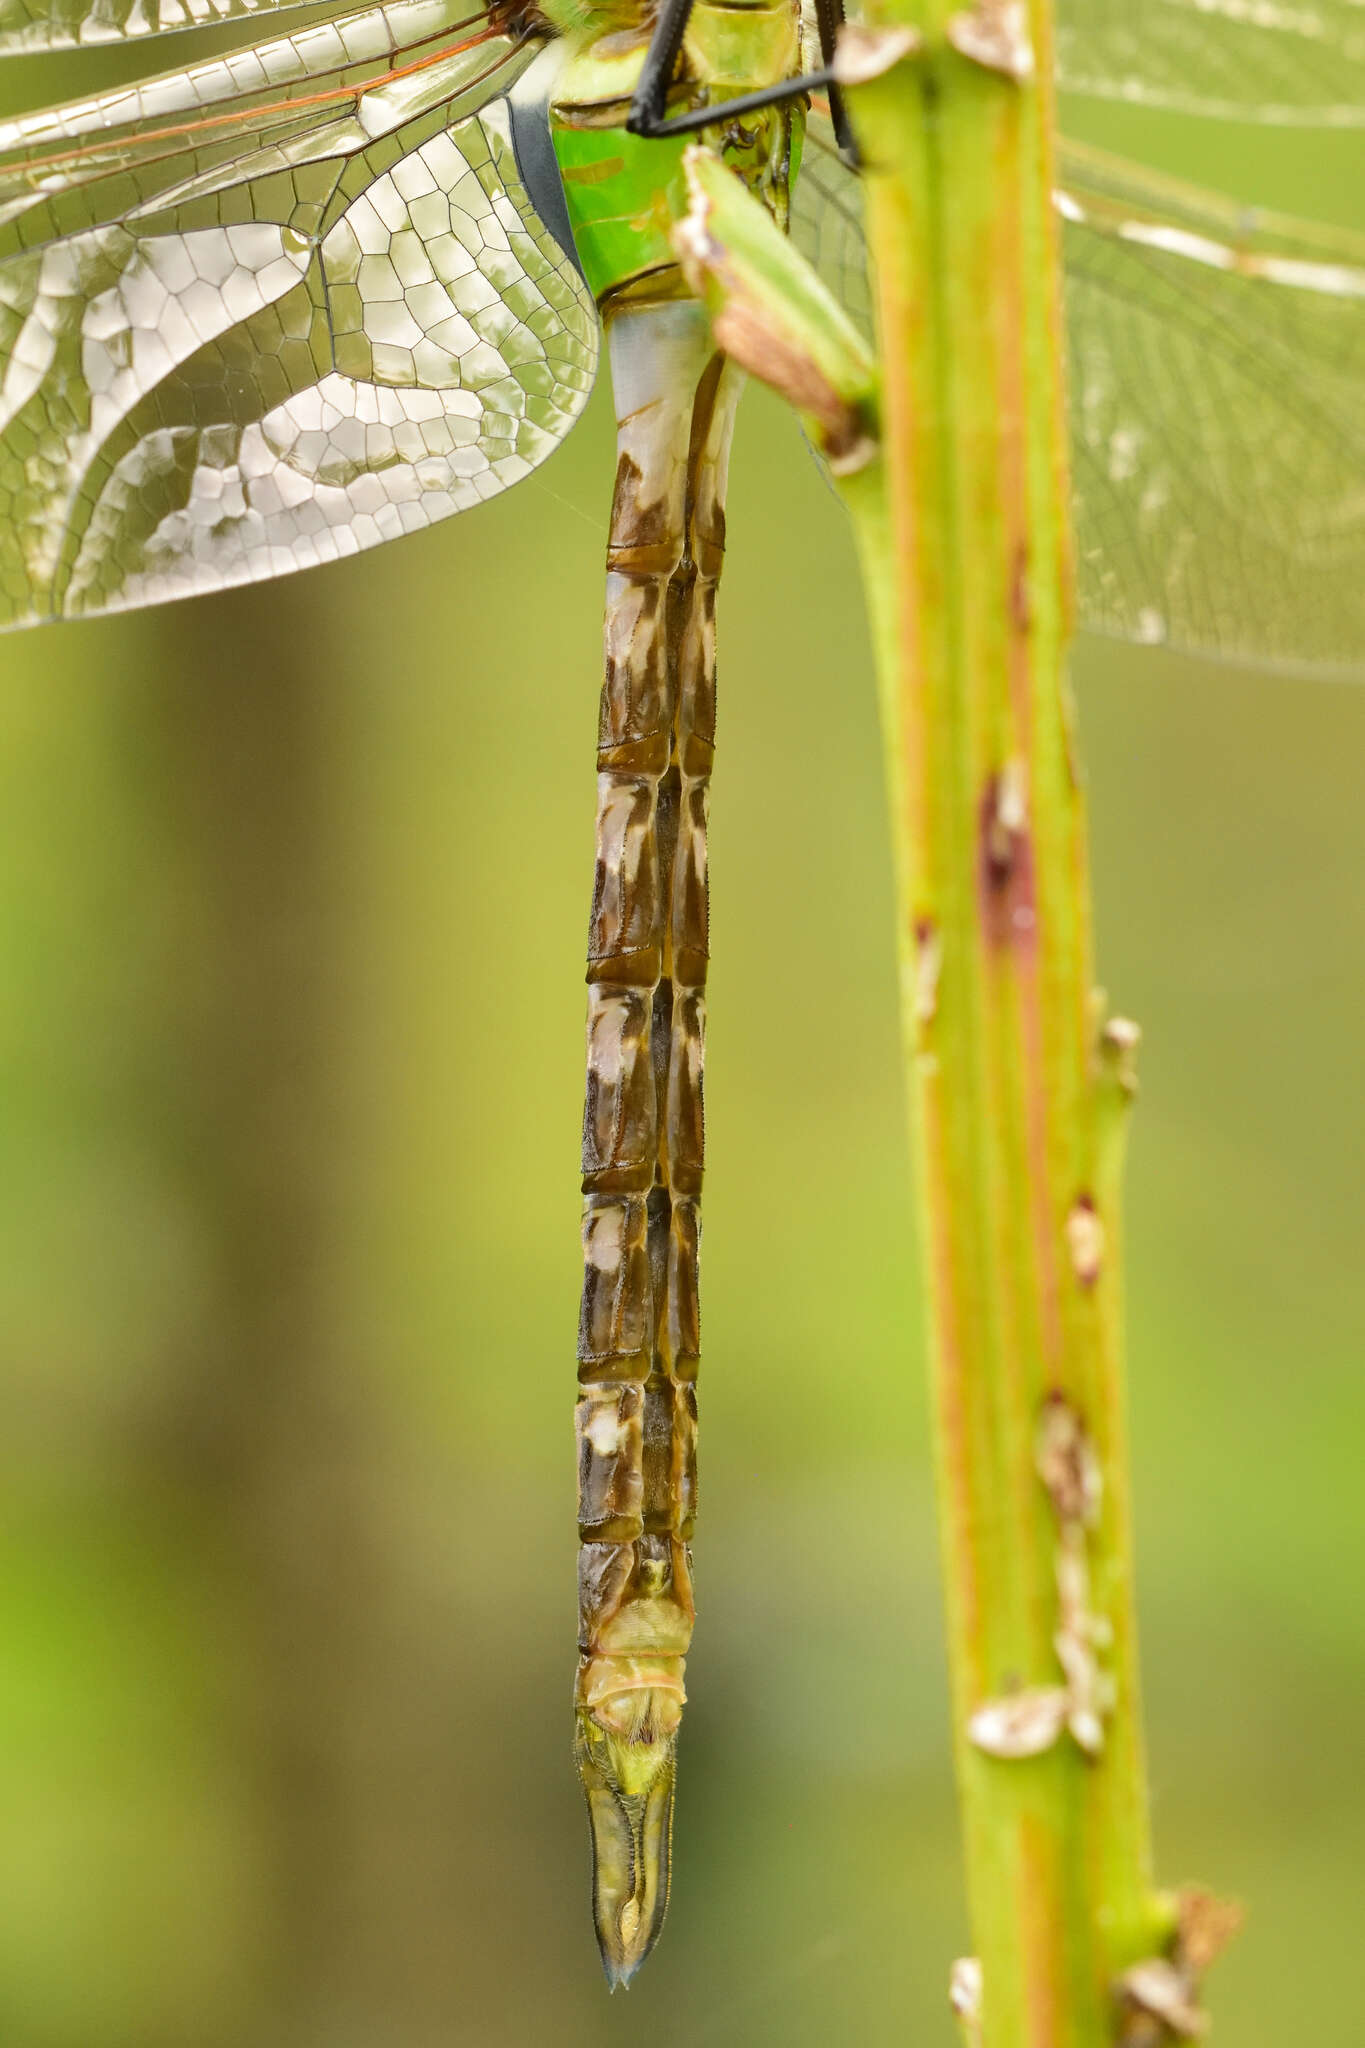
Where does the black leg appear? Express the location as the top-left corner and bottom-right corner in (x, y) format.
(629, 67), (841, 140)
(627, 0), (699, 139)
(812, 0), (858, 162)
(625, 0), (859, 160)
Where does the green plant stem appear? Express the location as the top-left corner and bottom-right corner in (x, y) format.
(842, 6), (1170, 2041)
(675, 45), (1177, 2021)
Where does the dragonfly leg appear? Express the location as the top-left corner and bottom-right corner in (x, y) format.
(575, 299), (742, 1987)
(626, 0), (695, 141)
(626, 0), (850, 147)
(811, 0), (858, 162)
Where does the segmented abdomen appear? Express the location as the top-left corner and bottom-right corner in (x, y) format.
(573, 301), (740, 1987)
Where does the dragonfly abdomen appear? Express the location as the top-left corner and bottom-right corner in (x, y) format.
(574, 298), (739, 1987)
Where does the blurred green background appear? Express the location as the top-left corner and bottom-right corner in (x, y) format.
(0, 62), (1362, 2048)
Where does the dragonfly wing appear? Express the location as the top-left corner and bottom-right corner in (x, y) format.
(790, 109), (871, 335)
(0, 0), (336, 55)
(1056, 0), (1365, 127)
(0, 16), (599, 625)
(1062, 140), (1365, 673)
(793, 127), (1365, 674)
(0, 0), (502, 163)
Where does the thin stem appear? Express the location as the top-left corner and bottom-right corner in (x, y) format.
(844, 4), (1168, 2040)
(671, 78), (1217, 2032)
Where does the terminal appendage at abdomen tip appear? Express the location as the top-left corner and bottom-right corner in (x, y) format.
(576, 1678), (683, 1988)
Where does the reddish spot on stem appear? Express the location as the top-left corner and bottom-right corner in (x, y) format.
(1010, 542), (1032, 632)
(978, 769), (1037, 951)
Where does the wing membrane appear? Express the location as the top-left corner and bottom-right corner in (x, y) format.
(0, 0), (332, 57)
(0, 10), (599, 625)
(1055, 0), (1365, 127)
(0, 0), (500, 181)
(792, 129), (1365, 674)
(0, 0), (352, 58)
(1061, 141), (1365, 672)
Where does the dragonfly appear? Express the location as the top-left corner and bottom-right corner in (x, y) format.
(0, 0), (1363, 1990)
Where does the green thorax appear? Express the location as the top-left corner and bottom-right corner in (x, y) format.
(548, 0), (802, 306)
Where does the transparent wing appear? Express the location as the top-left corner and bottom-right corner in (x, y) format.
(1055, 0), (1365, 127)
(792, 127), (1365, 675)
(1061, 141), (1365, 673)
(0, 0), (508, 199)
(791, 110), (871, 330)
(0, 4), (599, 625)
(0, 0), (336, 57)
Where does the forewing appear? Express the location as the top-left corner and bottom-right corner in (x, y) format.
(0, 0), (352, 57)
(0, 10), (599, 624)
(1055, 0), (1365, 127)
(792, 127), (1365, 675)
